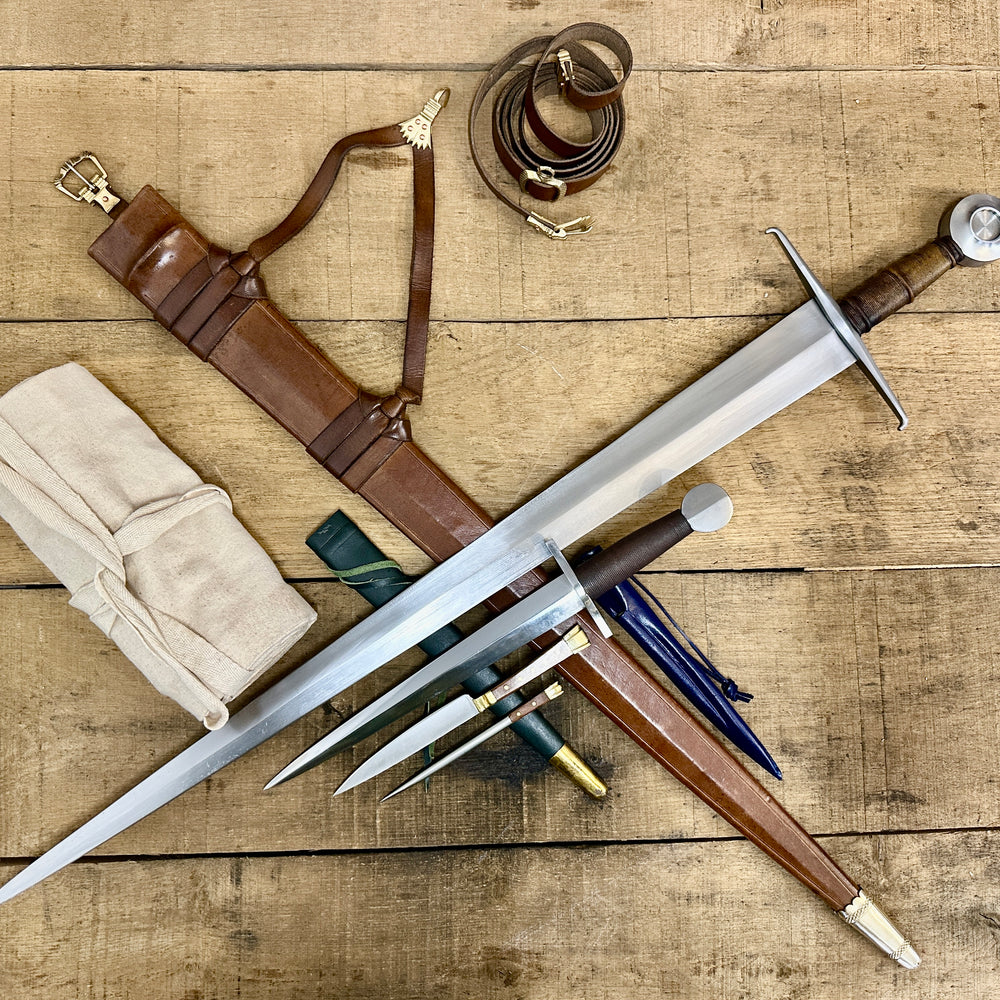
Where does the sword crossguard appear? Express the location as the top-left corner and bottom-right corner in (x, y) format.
(766, 227), (910, 430)
(768, 194), (1000, 431)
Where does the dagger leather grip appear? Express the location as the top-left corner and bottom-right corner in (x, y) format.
(574, 509), (692, 599)
(838, 236), (963, 334)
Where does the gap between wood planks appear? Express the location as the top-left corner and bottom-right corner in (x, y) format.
(2, 822), (995, 867)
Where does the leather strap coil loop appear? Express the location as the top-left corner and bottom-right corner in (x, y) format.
(469, 23), (631, 231)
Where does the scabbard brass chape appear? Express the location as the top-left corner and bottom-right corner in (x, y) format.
(549, 743), (608, 799)
(555, 48), (575, 93)
(525, 211), (595, 240)
(519, 165), (567, 201)
(839, 889), (920, 969)
(54, 152), (121, 214)
(398, 88), (451, 149)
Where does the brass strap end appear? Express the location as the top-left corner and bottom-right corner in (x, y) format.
(399, 88), (451, 149)
(526, 212), (595, 240)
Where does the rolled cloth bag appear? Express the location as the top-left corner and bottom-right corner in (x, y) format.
(0, 363), (316, 729)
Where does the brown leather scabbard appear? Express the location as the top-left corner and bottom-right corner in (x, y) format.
(77, 99), (857, 912)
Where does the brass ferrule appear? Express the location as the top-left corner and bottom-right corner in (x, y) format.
(549, 744), (607, 800)
(472, 690), (497, 712)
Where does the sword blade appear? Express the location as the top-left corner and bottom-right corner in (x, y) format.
(0, 299), (853, 904)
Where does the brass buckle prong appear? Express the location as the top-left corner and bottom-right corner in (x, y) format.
(54, 152), (121, 214)
(556, 48), (575, 92)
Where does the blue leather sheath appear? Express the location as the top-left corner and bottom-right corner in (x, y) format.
(592, 569), (782, 780)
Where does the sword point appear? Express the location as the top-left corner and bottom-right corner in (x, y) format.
(263, 769), (295, 791)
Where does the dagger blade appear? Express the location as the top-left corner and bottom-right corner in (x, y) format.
(333, 627), (589, 796)
(268, 576), (583, 788)
(0, 298), (855, 905)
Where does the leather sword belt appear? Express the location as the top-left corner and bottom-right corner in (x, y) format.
(80, 92), (445, 494)
(60, 96), (804, 873)
(469, 22), (632, 239)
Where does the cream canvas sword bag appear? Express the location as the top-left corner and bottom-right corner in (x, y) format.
(0, 362), (316, 729)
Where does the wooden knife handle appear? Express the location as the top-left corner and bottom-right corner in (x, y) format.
(838, 235), (964, 334)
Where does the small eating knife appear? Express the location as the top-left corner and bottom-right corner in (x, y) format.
(335, 626), (589, 796)
(381, 681), (567, 802)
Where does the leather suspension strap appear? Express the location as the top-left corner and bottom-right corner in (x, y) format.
(469, 23), (631, 239)
(158, 95), (447, 488)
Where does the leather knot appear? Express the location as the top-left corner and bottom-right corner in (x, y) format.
(307, 387), (418, 490)
(380, 386), (421, 420)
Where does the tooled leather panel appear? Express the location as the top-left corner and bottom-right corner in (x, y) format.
(358, 442), (496, 562)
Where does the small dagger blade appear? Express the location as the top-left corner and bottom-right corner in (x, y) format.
(381, 682), (566, 802)
(334, 627), (589, 796)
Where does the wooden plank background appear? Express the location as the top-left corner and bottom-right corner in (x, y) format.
(2, 2), (1000, 996)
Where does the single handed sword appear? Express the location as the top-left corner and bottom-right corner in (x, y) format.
(4, 191), (999, 968)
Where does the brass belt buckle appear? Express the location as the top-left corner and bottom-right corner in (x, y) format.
(519, 165), (567, 200)
(54, 152), (121, 214)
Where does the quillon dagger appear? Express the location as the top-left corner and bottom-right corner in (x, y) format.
(4, 195), (999, 968)
(382, 682), (568, 802)
(267, 483), (735, 788)
(333, 627), (590, 797)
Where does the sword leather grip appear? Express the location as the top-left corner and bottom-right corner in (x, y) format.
(574, 509), (692, 599)
(838, 236), (963, 334)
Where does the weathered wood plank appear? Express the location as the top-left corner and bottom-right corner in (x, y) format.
(1, 312), (999, 582)
(3, 567), (998, 859)
(4, 1), (1000, 71)
(1, 831), (995, 999)
(7, 70), (999, 323)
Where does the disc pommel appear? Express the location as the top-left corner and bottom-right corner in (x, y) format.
(941, 193), (1000, 266)
(573, 485), (732, 599)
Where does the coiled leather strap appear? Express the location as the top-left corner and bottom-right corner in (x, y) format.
(469, 23), (631, 235)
